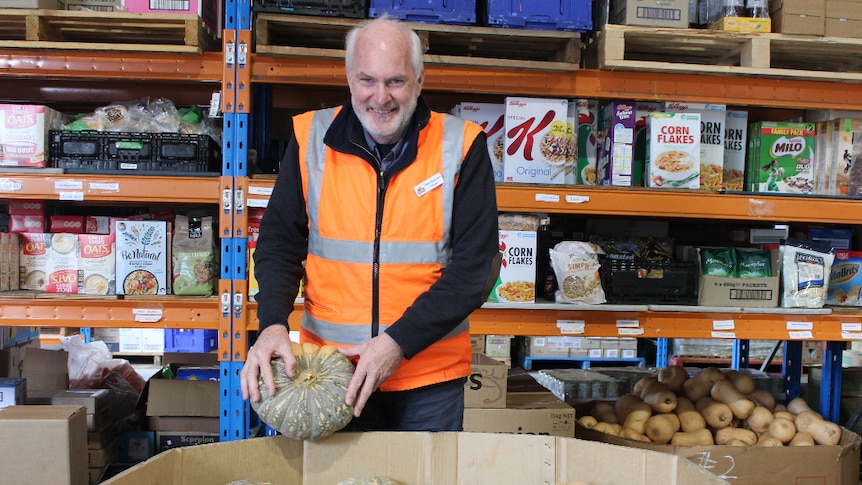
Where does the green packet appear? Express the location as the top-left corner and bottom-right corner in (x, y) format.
(736, 249), (773, 278)
(700, 247), (737, 277)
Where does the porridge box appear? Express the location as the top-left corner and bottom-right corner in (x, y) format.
(647, 112), (701, 189)
(503, 97), (569, 185)
(78, 233), (116, 295)
(18, 233), (48, 291)
(115, 220), (168, 295)
(45, 233), (79, 293)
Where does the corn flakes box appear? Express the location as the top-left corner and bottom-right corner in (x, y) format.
(646, 112), (701, 189)
(665, 102), (726, 191)
(724, 110), (748, 191)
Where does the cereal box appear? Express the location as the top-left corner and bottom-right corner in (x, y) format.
(45, 233), (78, 293)
(647, 112), (701, 189)
(724, 110), (748, 192)
(115, 220), (168, 296)
(18, 233), (48, 291)
(565, 101), (577, 185)
(458, 102), (506, 182)
(830, 118), (862, 196)
(815, 121), (833, 196)
(0, 104), (62, 167)
(665, 102), (727, 191)
(503, 97), (569, 185)
(828, 250), (862, 306)
(0, 232), (8, 292)
(575, 99), (599, 185)
(8, 233), (18, 290)
(746, 121), (817, 194)
(597, 101), (636, 186)
(634, 102), (661, 187)
(78, 233), (116, 295)
(488, 214), (539, 304)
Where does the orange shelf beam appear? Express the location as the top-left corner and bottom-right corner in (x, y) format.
(0, 297), (220, 329)
(0, 50), (223, 82)
(0, 173), (222, 204)
(251, 57), (862, 110)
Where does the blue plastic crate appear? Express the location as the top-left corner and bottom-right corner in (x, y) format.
(369, 0), (477, 25)
(486, 0), (592, 31)
(164, 329), (218, 353)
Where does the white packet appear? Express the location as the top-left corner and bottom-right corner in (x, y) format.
(780, 238), (835, 308)
(549, 241), (607, 305)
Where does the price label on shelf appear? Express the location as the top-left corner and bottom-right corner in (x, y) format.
(786, 321), (813, 330)
(247, 198), (269, 208)
(842, 323), (862, 332)
(788, 330), (813, 340)
(58, 191), (84, 201)
(618, 327), (644, 336)
(535, 193), (560, 203)
(565, 195), (589, 204)
(616, 319), (640, 328)
(841, 331), (862, 340)
(556, 320), (585, 334)
(712, 320), (735, 331)
(133, 309), (164, 323)
(89, 182), (120, 192)
(0, 178), (22, 192)
(711, 331), (737, 339)
(55, 180), (83, 190)
(248, 186), (273, 196)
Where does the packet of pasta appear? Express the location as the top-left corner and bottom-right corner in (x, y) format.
(549, 241), (606, 305)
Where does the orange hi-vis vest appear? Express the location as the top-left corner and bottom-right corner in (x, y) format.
(292, 107), (483, 391)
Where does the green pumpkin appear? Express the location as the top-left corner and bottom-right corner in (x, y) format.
(252, 342), (354, 440)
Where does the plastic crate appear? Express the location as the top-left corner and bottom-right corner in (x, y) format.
(164, 329), (219, 353)
(369, 0), (477, 25)
(599, 258), (698, 304)
(48, 130), (221, 176)
(254, 0), (367, 17)
(485, 0), (592, 31)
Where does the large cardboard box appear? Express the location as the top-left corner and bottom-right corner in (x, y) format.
(0, 405), (88, 485)
(101, 432), (729, 485)
(464, 353), (508, 409)
(146, 378), (220, 418)
(578, 424), (861, 485)
(697, 248), (781, 307)
(771, 0), (825, 35)
(824, 1), (862, 38)
(463, 392), (576, 437)
(611, 0), (690, 28)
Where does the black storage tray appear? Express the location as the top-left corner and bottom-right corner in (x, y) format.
(254, 0), (367, 17)
(49, 130), (221, 176)
(599, 257), (698, 305)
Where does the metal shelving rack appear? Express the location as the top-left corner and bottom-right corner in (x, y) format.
(1, 6), (861, 440)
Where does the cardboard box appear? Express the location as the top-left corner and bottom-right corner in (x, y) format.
(612, 0), (690, 28)
(828, 251), (862, 305)
(61, 0), (122, 10)
(155, 431), (219, 452)
(487, 223), (537, 304)
(575, 98), (600, 185)
(709, 16), (772, 32)
(697, 248), (781, 307)
(597, 101), (637, 186)
(745, 121), (817, 194)
(115, 220), (169, 296)
(771, 0), (825, 35)
(0, 0), (57, 6)
(723, 110), (749, 191)
(457, 102), (505, 182)
(578, 424), (860, 485)
(123, 0), (221, 34)
(647, 111), (702, 189)
(0, 377), (25, 408)
(522, 335), (571, 357)
(146, 378), (219, 417)
(825, 1), (862, 38)
(0, 104), (62, 168)
(502, 97), (570, 185)
(665, 102), (726, 190)
(0, 405), (88, 485)
(469, 334), (485, 354)
(100, 432), (730, 485)
(463, 392), (576, 437)
(484, 334), (513, 358)
(465, 353), (508, 409)
(2, 347), (69, 393)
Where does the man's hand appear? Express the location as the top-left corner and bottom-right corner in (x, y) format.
(240, 325), (297, 403)
(339, 333), (404, 417)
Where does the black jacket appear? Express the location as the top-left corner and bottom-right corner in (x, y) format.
(253, 96), (499, 359)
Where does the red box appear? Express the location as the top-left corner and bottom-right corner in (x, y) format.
(8, 199), (45, 215)
(49, 215), (85, 234)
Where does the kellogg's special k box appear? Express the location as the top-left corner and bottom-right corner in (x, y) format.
(458, 102), (506, 183)
(503, 97), (569, 185)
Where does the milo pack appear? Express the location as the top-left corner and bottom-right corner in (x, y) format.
(745, 121), (817, 194)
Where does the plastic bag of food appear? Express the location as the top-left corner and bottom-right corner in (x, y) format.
(60, 335), (145, 396)
(549, 241), (606, 305)
(780, 238), (835, 308)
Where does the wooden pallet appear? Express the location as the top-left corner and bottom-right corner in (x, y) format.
(0, 9), (219, 54)
(584, 24), (862, 82)
(255, 13), (581, 72)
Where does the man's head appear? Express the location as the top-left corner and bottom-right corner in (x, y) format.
(345, 16), (425, 145)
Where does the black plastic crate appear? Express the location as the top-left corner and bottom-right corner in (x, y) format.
(254, 0), (367, 17)
(599, 258), (698, 305)
(49, 130), (220, 176)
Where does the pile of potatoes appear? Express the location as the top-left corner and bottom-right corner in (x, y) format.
(577, 365), (843, 447)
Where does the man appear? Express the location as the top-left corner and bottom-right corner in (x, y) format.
(240, 15), (500, 432)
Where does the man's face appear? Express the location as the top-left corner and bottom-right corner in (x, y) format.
(348, 30), (423, 145)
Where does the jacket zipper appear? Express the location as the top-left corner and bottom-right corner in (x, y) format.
(353, 141), (386, 338)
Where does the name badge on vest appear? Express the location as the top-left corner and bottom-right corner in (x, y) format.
(414, 172), (444, 198)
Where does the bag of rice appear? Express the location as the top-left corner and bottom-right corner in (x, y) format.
(780, 238), (834, 308)
(549, 241), (606, 305)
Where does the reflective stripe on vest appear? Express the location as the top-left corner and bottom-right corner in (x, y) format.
(300, 108), (469, 345)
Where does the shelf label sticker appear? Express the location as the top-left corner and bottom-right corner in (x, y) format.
(55, 180), (83, 190)
(842, 323), (862, 332)
(841, 331), (862, 340)
(565, 195), (589, 204)
(618, 327), (644, 336)
(133, 308), (164, 323)
(535, 193), (560, 203)
(58, 191), (84, 201)
(786, 321), (813, 330)
(556, 320), (585, 334)
(711, 331), (737, 339)
(713, 320), (735, 331)
(88, 182), (119, 192)
(247, 198), (269, 208)
(616, 320), (640, 328)
(0, 179), (23, 192)
(248, 186), (273, 196)
(788, 330), (813, 340)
